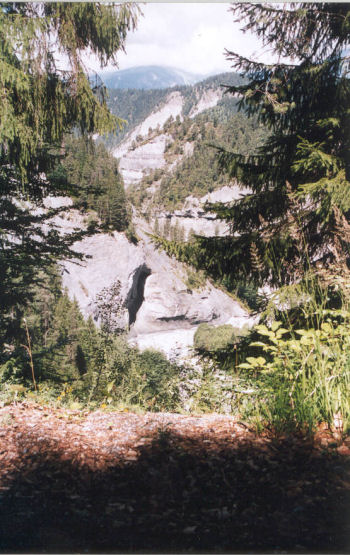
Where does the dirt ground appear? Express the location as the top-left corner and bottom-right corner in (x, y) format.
(0, 402), (349, 553)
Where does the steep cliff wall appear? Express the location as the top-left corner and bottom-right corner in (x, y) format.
(57, 75), (256, 361)
(150, 185), (251, 239)
(112, 86), (224, 188)
(55, 203), (253, 360)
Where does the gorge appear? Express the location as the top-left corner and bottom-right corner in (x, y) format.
(59, 70), (258, 360)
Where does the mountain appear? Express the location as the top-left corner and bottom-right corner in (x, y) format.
(107, 72), (263, 195)
(104, 70), (265, 272)
(104, 72), (245, 149)
(57, 71), (260, 360)
(101, 65), (204, 90)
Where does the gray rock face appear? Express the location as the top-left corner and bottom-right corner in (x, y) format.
(52, 76), (255, 361)
(117, 134), (171, 188)
(189, 87), (223, 118)
(113, 91), (183, 159)
(62, 231), (146, 328)
(60, 210), (253, 360)
(151, 184), (251, 239)
(113, 86), (224, 188)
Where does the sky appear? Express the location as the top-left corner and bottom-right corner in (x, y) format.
(85, 3), (269, 77)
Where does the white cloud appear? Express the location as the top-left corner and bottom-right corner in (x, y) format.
(84, 3), (279, 76)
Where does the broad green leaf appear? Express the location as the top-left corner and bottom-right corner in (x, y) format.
(300, 335), (313, 345)
(288, 340), (302, 351)
(276, 328), (289, 336)
(321, 322), (333, 334)
(256, 356), (266, 365)
(255, 325), (271, 336)
(247, 356), (265, 367)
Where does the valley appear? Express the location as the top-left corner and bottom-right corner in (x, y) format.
(2, 6), (350, 553)
(59, 71), (261, 361)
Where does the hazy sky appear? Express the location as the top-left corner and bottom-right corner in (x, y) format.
(86, 3), (269, 76)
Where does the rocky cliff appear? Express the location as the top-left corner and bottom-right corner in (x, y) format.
(59, 74), (257, 361)
(151, 185), (251, 239)
(112, 86), (223, 188)
(60, 207), (253, 360)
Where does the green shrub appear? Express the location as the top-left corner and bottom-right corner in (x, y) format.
(67, 336), (181, 412)
(194, 323), (242, 353)
(133, 349), (181, 411)
(185, 269), (206, 291)
(182, 363), (238, 415)
(238, 312), (350, 434)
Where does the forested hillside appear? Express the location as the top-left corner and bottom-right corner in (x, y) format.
(104, 72), (244, 147)
(129, 96), (266, 210)
(58, 137), (130, 232)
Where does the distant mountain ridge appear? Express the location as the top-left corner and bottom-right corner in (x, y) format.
(104, 71), (244, 150)
(101, 65), (205, 90)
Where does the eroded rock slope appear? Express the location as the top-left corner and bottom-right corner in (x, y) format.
(61, 211), (252, 360)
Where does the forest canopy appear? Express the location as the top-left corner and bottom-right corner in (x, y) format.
(0, 2), (139, 346)
(189, 2), (350, 288)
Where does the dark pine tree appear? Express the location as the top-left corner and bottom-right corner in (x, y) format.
(193, 3), (350, 288)
(0, 2), (139, 346)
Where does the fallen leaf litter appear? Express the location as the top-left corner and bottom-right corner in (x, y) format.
(0, 401), (349, 553)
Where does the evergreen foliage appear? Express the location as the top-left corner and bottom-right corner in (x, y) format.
(60, 136), (130, 231)
(104, 72), (245, 148)
(0, 2), (138, 344)
(194, 323), (241, 353)
(129, 102), (265, 211)
(104, 88), (170, 147)
(0, 267), (182, 412)
(194, 3), (350, 287)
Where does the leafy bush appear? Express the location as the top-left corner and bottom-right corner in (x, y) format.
(0, 267), (182, 412)
(236, 281), (350, 434)
(185, 269), (206, 291)
(133, 349), (181, 411)
(181, 362), (238, 415)
(194, 324), (240, 353)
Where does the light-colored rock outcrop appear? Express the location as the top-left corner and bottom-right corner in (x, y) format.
(116, 133), (171, 188)
(53, 79), (255, 361)
(189, 87), (224, 118)
(112, 91), (183, 160)
(151, 184), (251, 239)
(58, 205), (253, 360)
(62, 231), (145, 327)
(131, 329), (197, 361)
(113, 86), (224, 187)
(200, 184), (250, 204)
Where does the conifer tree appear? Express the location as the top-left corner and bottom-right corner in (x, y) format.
(153, 218), (160, 236)
(107, 181), (129, 232)
(163, 218), (171, 239)
(0, 2), (139, 342)
(62, 136), (130, 231)
(197, 3), (350, 287)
